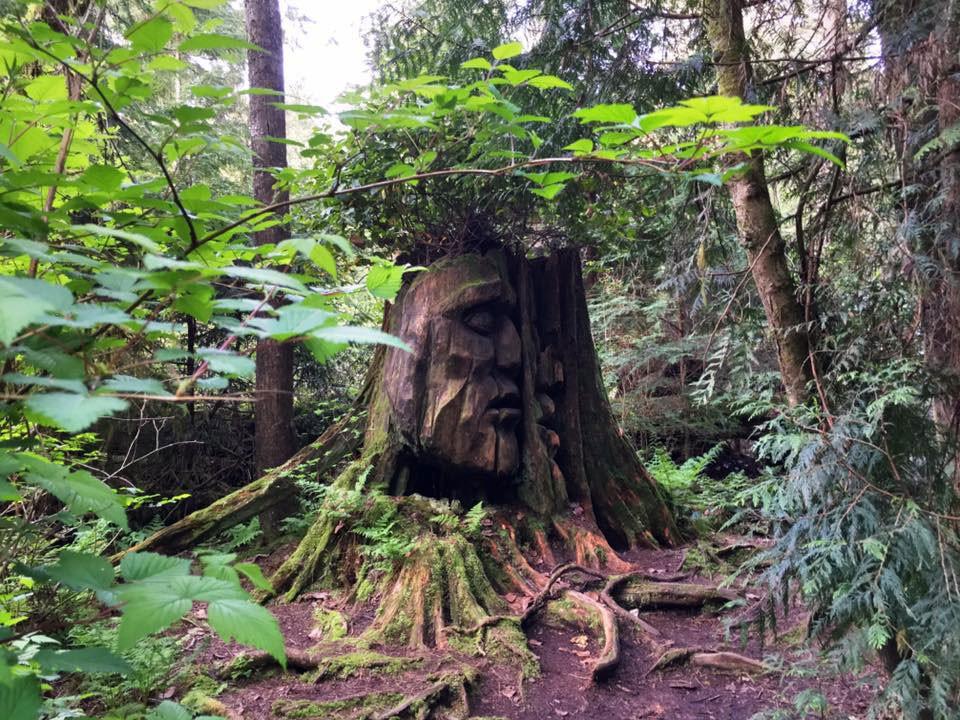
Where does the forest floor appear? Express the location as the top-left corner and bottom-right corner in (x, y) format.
(173, 540), (880, 720)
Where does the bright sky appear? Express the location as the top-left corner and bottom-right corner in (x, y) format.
(281, 0), (387, 111)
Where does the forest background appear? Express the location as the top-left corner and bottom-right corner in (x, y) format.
(0, 0), (959, 718)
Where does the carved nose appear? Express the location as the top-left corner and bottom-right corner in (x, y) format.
(494, 318), (521, 375)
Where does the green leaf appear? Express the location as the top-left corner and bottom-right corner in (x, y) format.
(563, 138), (593, 154)
(147, 700), (192, 720)
(492, 41), (523, 60)
(207, 599), (286, 667)
(116, 575), (246, 649)
(21, 463), (128, 529)
(2, 372), (86, 394)
(527, 74), (573, 90)
(461, 57), (492, 71)
(310, 326), (411, 353)
(280, 237), (337, 278)
(81, 164), (126, 191)
(101, 375), (169, 396)
(0, 675), (40, 720)
(222, 266), (307, 293)
(44, 550), (114, 593)
(120, 552), (191, 582)
(35, 647), (132, 675)
(25, 393), (129, 433)
(197, 348), (255, 378)
(385, 162), (415, 179)
(530, 184), (566, 200)
(303, 337), (347, 364)
(74, 224), (161, 252)
(366, 262), (421, 300)
(251, 305), (335, 341)
(126, 16), (174, 53)
(178, 34), (257, 52)
(234, 562), (273, 592)
(572, 103), (637, 124)
(0, 298), (47, 345)
(181, 0), (227, 7)
(783, 140), (845, 167)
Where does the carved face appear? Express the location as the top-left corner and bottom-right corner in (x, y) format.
(384, 253), (522, 478)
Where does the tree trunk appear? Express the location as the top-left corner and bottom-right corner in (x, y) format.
(268, 247), (677, 607)
(927, 28), (960, 445)
(702, 0), (814, 407)
(876, 0), (960, 474)
(245, 0), (297, 482)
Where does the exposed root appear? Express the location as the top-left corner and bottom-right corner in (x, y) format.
(362, 533), (509, 650)
(613, 578), (738, 611)
(217, 647), (321, 676)
(600, 574), (663, 644)
(650, 647), (769, 675)
(371, 669), (474, 720)
(551, 517), (633, 572)
(564, 590), (619, 683)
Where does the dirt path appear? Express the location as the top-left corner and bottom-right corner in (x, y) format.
(184, 546), (878, 720)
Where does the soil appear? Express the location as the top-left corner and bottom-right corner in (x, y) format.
(178, 541), (881, 720)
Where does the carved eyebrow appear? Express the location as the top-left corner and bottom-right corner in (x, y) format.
(438, 279), (505, 316)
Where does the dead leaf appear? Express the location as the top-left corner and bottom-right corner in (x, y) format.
(529, 638), (543, 647)
(571, 634), (589, 648)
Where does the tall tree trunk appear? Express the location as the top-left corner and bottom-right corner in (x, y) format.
(927, 18), (960, 445)
(876, 0), (960, 471)
(702, 0), (814, 407)
(245, 0), (297, 478)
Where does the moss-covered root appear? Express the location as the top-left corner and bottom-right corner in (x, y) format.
(269, 512), (337, 602)
(551, 517), (632, 573)
(613, 578), (738, 611)
(363, 534), (506, 648)
(564, 590), (619, 683)
(271, 668), (476, 720)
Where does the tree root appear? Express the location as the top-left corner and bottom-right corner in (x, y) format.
(371, 670), (473, 720)
(564, 590), (619, 682)
(600, 574), (663, 644)
(613, 577), (738, 611)
(649, 647), (769, 675)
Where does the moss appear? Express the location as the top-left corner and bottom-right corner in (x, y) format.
(312, 607), (348, 642)
(181, 690), (228, 717)
(271, 692), (405, 719)
(544, 598), (593, 629)
(483, 623), (540, 680)
(305, 651), (422, 682)
(680, 542), (730, 576)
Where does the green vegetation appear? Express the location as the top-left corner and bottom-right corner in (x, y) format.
(1, 0), (959, 718)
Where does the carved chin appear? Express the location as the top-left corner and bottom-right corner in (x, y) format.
(493, 427), (519, 477)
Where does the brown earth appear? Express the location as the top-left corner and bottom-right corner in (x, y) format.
(176, 542), (879, 720)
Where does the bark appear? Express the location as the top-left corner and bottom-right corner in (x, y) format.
(269, 248), (677, 604)
(245, 0), (297, 482)
(877, 0), (960, 474)
(927, 31), (960, 442)
(702, 0), (814, 407)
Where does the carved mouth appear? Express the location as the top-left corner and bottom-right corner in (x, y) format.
(486, 392), (521, 427)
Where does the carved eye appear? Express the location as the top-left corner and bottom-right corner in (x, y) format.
(464, 309), (496, 335)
